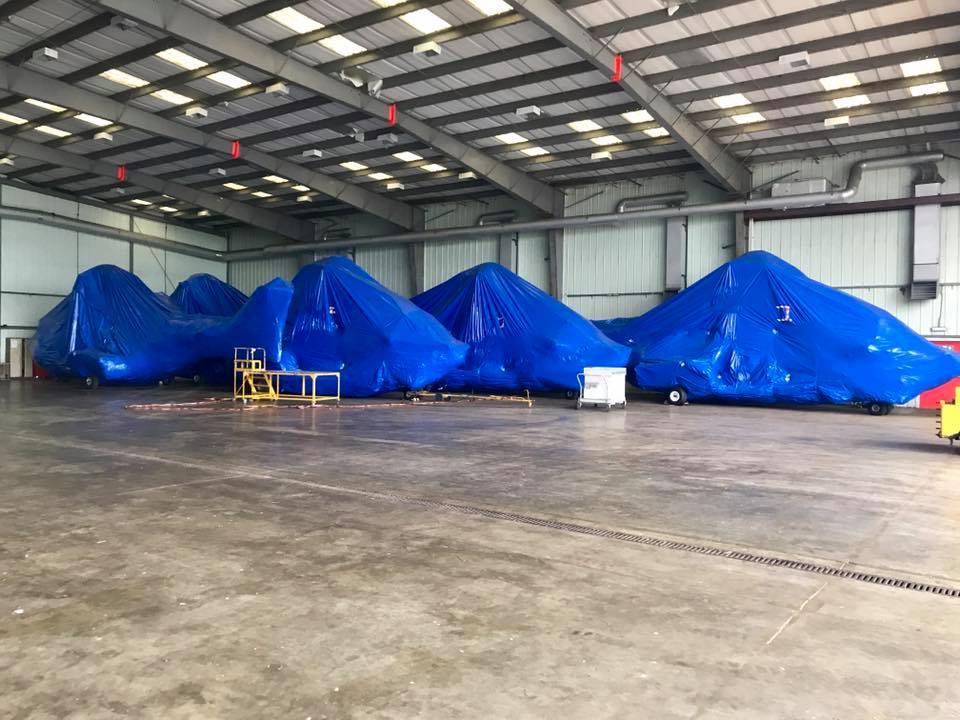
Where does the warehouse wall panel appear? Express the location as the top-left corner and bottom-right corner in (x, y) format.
(0, 184), (226, 363)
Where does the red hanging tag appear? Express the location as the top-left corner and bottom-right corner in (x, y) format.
(387, 103), (397, 126)
(231, 140), (241, 159)
(611, 54), (623, 82)
(116, 165), (127, 182)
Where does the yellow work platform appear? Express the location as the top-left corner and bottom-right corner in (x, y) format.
(233, 347), (340, 405)
(938, 386), (960, 448)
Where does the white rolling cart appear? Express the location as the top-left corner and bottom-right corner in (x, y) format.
(576, 367), (627, 410)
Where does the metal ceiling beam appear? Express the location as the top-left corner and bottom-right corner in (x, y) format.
(95, 0), (564, 217)
(507, 0), (749, 193)
(0, 135), (314, 242)
(741, 129), (960, 165)
(0, 62), (423, 230)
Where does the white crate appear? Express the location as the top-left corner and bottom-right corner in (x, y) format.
(577, 367), (626, 410)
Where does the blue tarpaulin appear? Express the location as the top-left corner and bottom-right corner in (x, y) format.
(34, 265), (292, 384)
(413, 262), (631, 392)
(171, 273), (248, 316)
(596, 251), (960, 405)
(280, 256), (467, 397)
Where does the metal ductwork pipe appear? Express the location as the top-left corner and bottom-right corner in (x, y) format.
(616, 192), (689, 213)
(228, 153), (944, 261)
(0, 207), (224, 261)
(476, 210), (517, 226)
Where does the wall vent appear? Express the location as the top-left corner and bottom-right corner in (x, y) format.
(909, 180), (941, 300)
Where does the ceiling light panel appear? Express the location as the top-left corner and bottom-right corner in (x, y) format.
(832, 94), (870, 109)
(131, 199), (152, 206)
(495, 132), (527, 145)
(421, 163), (447, 172)
(100, 68), (147, 88)
(291, 184), (310, 192)
(819, 73), (859, 91)
(262, 175), (288, 183)
(568, 119), (603, 132)
(644, 127), (669, 137)
(910, 82), (948, 96)
(368, 172), (393, 181)
(393, 151), (423, 162)
(223, 182), (247, 190)
(374, 0), (451, 33)
(340, 161), (368, 171)
(712, 93), (749, 109)
(268, 7), (366, 57)
(25, 98), (65, 112)
(900, 58), (941, 77)
(522, 147), (548, 157)
(467, 0), (512, 15)
(252, 191), (273, 198)
(591, 135), (622, 146)
(622, 109), (653, 124)
(35, 125), (70, 137)
(732, 112), (765, 125)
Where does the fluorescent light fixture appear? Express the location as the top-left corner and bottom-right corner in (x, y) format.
(458, 171), (477, 180)
(25, 98), (65, 112)
(269, 8), (365, 57)
(819, 73), (859, 91)
(495, 132), (527, 145)
(824, 115), (850, 128)
(393, 151), (423, 162)
(100, 68), (147, 88)
(832, 94), (870, 109)
(159, 206), (178, 213)
(368, 172), (393, 181)
(910, 82), (948, 96)
(900, 58), (941, 77)
(75, 113), (112, 127)
(622, 109), (653, 124)
(466, 0), (512, 15)
(732, 112), (765, 124)
(131, 198), (152, 206)
(296, 195), (312, 202)
(291, 184), (310, 192)
(268, 7), (322, 33)
(0, 111), (26, 125)
(590, 150), (612, 160)
(157, 90), (194, 106)
(223, 182), (247, 190)
(252, 191), (272, 198)
(156, 48), (205, 70)
(386, 181), (405, 190)
(208, 71), (250, 89)
(591, 135), (622, 146)
(262, 175), (288, 184)
(644, 127), (669, 137)
(340, 161), (368, 171)
(197, 209), (211, 217)
(35, 125), (70, 137)
(421, 163), (447, 172)
(374, 1), (450, 33)
(320, 35), (366, 57)
(713, 93), (749, 109)
(568, 119), (603, 132)
(522, 147), (548, 157)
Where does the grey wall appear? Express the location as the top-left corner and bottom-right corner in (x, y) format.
(0, 185), (227, 363)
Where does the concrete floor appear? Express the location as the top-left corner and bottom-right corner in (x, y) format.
(1, 381), (959, 719)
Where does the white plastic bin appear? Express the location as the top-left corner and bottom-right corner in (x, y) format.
(576, 367), (626, 410)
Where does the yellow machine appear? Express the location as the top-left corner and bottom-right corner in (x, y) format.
(233, 347), (340, 405)
(938, 386), (960, 448)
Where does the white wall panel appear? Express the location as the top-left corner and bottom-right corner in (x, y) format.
(516, 232), (550, 292)
(1, 220), (78, 294)
(165, 252), (226, 292)
(229, 257), (299, 295)
(3, 186), (77, 216)
(78, 234), (129, 272)
(1, 292), (61, 327)
(131, 244), (168, 293)
(78, 204), (128, 231)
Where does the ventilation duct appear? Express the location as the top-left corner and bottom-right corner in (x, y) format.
(909, 170), (943, 300)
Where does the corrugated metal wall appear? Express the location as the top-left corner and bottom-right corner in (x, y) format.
(0, 185), (227, 363)
(224, 143), (960, 343)
(750, 146), (960, 339)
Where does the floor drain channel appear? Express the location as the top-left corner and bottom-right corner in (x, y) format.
(364, 490), (960, 599)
